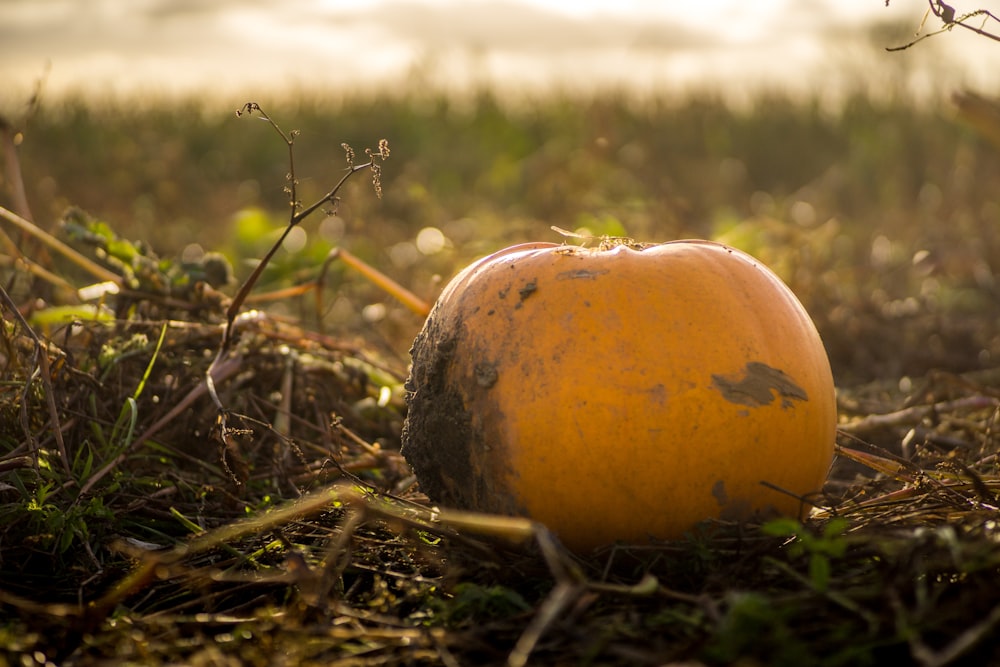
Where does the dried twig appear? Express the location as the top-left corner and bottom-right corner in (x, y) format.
(0, 282), (70, 475)
(0, 205), (123, 287)
(205, 104), (389, 420)
(838, 395), (998, 435)
(887, 0), (1000, 50)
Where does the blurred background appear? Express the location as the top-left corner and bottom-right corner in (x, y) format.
(2, 0), (999, 103)
(2, 0), (1000, 385)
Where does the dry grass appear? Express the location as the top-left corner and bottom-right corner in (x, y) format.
(4, 95), (1000, 666)
(3, 215), (1000, 667)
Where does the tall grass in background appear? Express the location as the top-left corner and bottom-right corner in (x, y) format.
(8, 80), (1000, 384)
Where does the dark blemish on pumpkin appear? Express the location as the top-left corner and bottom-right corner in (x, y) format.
(712, 480), (728, 507)
(718, 497), (756, 522)
(474, 362), (498, 388)
(645, 383), (667, 406)
(711, 361), (809, 409)
(518, 280), (538, 301)
(434, 334), (457, 356)
(498, 284), (511, 299)
(556, 268), (609, 281)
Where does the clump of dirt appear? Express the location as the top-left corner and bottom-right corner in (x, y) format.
(401, 316), (475, 503)
(401, 302), (518, 516)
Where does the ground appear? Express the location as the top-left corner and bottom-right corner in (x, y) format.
(3, 90), (1000, 665)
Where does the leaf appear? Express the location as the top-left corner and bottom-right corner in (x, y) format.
(809, 555), (832, 592)
(761, 517), (802, 537)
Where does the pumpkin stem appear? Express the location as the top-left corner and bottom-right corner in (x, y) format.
(550, 225), (651, 251)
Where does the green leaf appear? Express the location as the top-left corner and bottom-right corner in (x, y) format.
(761, 517), (802, 537)
(809, 555), (831, 592)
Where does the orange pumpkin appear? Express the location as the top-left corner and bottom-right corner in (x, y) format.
(401, 239), (836, 552)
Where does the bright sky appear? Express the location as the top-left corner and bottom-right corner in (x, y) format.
(0, 0), (997, 109)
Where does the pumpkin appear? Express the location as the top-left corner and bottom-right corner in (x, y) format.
(401, 239), (836, 552)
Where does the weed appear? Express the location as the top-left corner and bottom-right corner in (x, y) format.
(764, 516), (850, 592)
(431, 582), (532, 626)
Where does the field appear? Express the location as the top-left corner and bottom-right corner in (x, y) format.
(3, 78), (1000, 665)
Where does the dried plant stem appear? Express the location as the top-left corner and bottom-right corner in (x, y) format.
(0, 117), (34, 223)
(0, 205), (122, 285)
(0, 282), (70, 475)
(887, 1), (1000, 50)
(323, 248), (431, 317)
(838, 395), (998, 435)
(206, 104), (388, 415)
(76, 352), (244, 499)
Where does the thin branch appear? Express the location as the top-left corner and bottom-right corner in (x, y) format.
(838, 395), (998, 435)
(0, 205), (123, 285)
(206, 103), (388, 418)
(888, 1), (1000, 50)
(0, 68), (46, 223)
(76, 351), (244, 499)
(0, 282), (70, 475)
(950, 10), (1000, 42)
